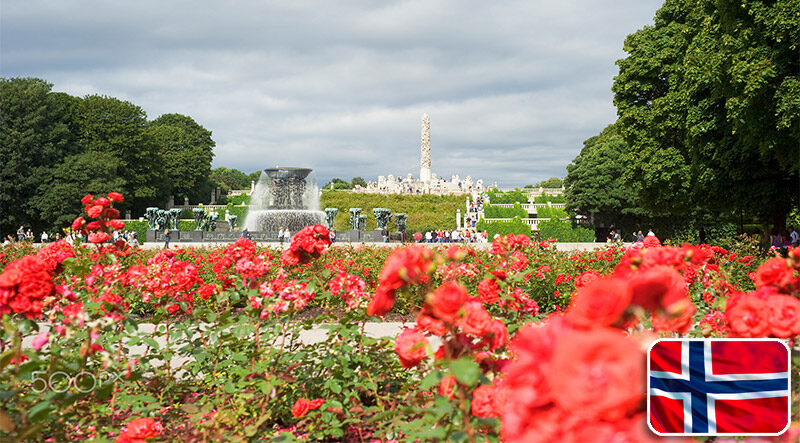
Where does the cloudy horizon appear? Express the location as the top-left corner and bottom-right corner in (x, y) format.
(1, 0), (662, 188)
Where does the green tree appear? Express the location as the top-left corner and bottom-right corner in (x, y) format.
(564, 124), (650, 230)
(323, 178), (352, 190)
(211, 167), (252, 192)
(148, 113), (215, 204)
(613, 0), (800, 227)
(32, 151), (127, 229)
(75, 95), (169, 215)
(0, 78), (79, 233)
(535, 177), (563, 188)
(351, 176), (367, 188)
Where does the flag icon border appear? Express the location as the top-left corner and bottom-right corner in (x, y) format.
(647, 338), (792, 437)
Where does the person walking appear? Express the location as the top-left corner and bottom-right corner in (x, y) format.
(40, 231), (49, 243)
(129, 233), (140, 248)
(17, 226), (24, 242)
(278, 227), (284, 246)
(164, 229), (171, 249)
(790, 226), (799, 248)
(284, 228), (291, 244)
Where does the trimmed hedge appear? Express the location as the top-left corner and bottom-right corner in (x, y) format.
(535, 206), (568, 219)
(484, 203), (528, 219)
(533, 193), (565, 204)
(486, 189), (527, 204)
(537, 219), (595, 242)
(476, 217), (531, 238)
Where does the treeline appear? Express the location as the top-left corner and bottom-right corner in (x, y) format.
(0, 77), (220, 234)
(564, 0), (799, 242)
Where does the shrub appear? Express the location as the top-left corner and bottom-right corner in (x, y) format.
(537, 219), (595, 242)
(483, 203), (528, 219)
(533, 193), (565, 204)
(476, 217), (532, 238)
(535, 206), (568, 219)
(486, 189), (527, 204)
(227, 194), (251, 206)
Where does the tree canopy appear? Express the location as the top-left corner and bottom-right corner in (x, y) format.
(612, 0), (799, 226)
(0, 77), (217, 234)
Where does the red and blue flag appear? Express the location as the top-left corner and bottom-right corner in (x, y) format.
(648, 339), (790, 436)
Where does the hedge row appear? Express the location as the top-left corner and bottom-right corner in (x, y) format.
(483, 203), (528, 219)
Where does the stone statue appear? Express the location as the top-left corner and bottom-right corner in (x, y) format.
(395, 213), (408, 233)
(373, 208), (392, 230)
(168, 208), (182, 230)
(145, 207), (159, 230)
(358, 214), (367, 231)
(155, 209), (169, 231)
(228, 215), (238, 230)
(192, 208), (205, 231)
(208, 213), (219, 231)
(349, 208), (361, 230)
(325, 208), (338, 229)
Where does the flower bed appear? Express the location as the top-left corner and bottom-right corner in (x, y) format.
(0, 193), (798, 441)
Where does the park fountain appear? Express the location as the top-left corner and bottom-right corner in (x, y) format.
(243, 167), (326, 235)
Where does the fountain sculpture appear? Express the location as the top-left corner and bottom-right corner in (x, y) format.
(243, 167), (326, 235)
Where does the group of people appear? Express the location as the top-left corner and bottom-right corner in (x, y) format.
(771, 226), (799, 253)
(422, 228), (487, 244)
(2, 225), (140, 248)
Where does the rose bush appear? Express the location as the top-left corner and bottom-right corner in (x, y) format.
(0, 192), (797, 441)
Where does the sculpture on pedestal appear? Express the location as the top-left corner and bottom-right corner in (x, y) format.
(145, 207), (159, 230)
(228, 215), (238, 230)
(349, 208), (361, 230)
(325, 208), (338, 230)
(420, 113), (431, 182)
(192, 208), (205, 231)
(373, 208), (392, 230)
(168, 208), (182, 230)
(395, 213), (408, 233)
(358, 214), (367, 231)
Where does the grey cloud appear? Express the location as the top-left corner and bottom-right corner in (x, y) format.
(1, 0), (662, 187)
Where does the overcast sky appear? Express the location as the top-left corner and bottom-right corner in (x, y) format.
(1, 0), (662, 187)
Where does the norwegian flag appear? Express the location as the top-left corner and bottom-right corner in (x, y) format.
(648, 339), (790, 436)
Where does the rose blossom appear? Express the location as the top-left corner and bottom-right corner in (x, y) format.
(754, 257), (796, 290)
(429, 281), (468, 323)
(767, 294), (800, 337)
(565, 278), (632, 328)
(471, 384), (497, 417)
(394, 328), (429, 369)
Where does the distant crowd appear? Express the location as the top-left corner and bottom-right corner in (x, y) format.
(420, 228), (488, 244)
(2, 225), (140, 248)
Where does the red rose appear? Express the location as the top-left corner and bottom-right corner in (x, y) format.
(484, 319), (509, 350)
(95, 196), (110, 207)
(429, 281), (468, 323)
(108, 192), (124, 202)
(439, 375), (456, 399)
(725, 291), (771, 337)
(378, 246), (434, 291)
(458, 300), (492, 336)
(71, 216), (85, 231)
(116, 417), (160, 443)
(471, 384), (497, 417)
(110, 219), (126, 230)
(81, 194), (94, 204)
(642, 235), (661, 247)
(103, 207), (121, 219)
(416, 313), (447, 336)
(574, 270), (601, 289)
(767, 294), (800, 337)
(547, 327), (644, 420)
(754, 257), (795, 290)
(565, 278), (632, 328)
(651, 303), (696, 334)
(628, 265), (690, 315)
(478, 278), (501, 304)
(88, 232), (110, 244)
(85, 220), (103, 231)
(87, 205), (103, 218)
(366, 286), (396, 317)
(394, 327), (429, 369)
(291, 398), (311, 418)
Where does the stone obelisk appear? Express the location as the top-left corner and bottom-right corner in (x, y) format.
(420, 113), (431, 182)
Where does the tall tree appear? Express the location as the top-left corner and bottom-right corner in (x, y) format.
(564, 124), (650, 231)
(75, 95), (168, 214)
(613, 0), (800, 227)
(0, 78), (78, 233)
(148, 113), (215, 204)
(211, 167), (252, 192)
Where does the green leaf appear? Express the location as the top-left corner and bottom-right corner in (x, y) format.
(450, 357), (480, 386)
(142, 337), (159, 350)
(27, 401), (54, 422)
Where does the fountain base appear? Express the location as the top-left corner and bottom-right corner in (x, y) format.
(243, 209), (326, 235)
